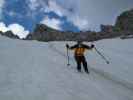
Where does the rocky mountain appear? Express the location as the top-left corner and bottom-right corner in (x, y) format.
(26, 24), (123, 42)
(0, 9), (132, 42)
(25, 8), (133, 42)
(0, 31), (19, 39)
(115, 9), (133, 32)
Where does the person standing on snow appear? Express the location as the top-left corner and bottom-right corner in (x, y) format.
(66, 41), (94, 74)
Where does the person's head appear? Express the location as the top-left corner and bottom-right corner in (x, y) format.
(77, 40), (83, 44)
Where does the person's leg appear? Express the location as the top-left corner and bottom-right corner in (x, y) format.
(75, 56), (81, 72)
(81, 56), (89, 73)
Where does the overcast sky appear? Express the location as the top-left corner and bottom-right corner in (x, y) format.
(0, 0), (133, 38)
(79, 0), (133, 30)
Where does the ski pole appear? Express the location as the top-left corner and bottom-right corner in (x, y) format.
(66, 45), (70, 66)
(94, 47), (110, 64)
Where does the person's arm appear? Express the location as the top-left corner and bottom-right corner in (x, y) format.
(66, 44), (78, 50)
(82, 44), (95, 50)
(69, 44), (78, 50)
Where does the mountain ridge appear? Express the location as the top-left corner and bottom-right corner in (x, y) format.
(1, 9), (133, 41)
(25, 9), (133, 42)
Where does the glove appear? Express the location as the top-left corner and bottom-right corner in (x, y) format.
(91, 44), (95, 48)
(66, 44), (69, 48)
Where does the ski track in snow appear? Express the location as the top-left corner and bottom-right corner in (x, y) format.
(0, 35), (133, 100)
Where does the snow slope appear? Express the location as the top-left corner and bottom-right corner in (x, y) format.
(0, 35), (133, 100)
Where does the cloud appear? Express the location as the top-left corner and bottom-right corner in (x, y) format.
(27, 0), (133, 31)
(8, 11), (16, 17)
(0, 0), (5, 19)
(45, 0), (64, 17)
(0, 22), (8, 32)
(27, 0), (91, 31)
(8, 24), (29, 39)
(0, 0), (4, 9)
(69, 15), (89, 31)
(79, 0), (133, 30)
(7, 11), (24, 19)
(28, 0), (48, 11)
(40, 16), (61, 30)
(0, 22), (29, 38)
(44, 0), (87, 30)
(28, 0), (87, 30)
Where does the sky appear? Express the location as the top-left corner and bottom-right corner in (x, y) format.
(0, 0), (133, 38)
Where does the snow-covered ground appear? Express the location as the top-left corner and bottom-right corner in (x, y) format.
(0, 35), (133, 100)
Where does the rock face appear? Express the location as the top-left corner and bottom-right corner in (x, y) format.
(26, 24), (122, 42)
(26, 24), (101, 41)
(115, 9), (133, 32)
(0, 31), (19, 39)
(0, 9), (132, 41)
(26, 24), (83, 41)
(26, 9), (133, 42)
(100, 25), (114, 33)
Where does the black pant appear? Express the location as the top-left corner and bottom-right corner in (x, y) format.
(74, 55), (89, 73)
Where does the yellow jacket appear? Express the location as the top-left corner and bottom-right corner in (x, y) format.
(69, 44), (92, 56)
